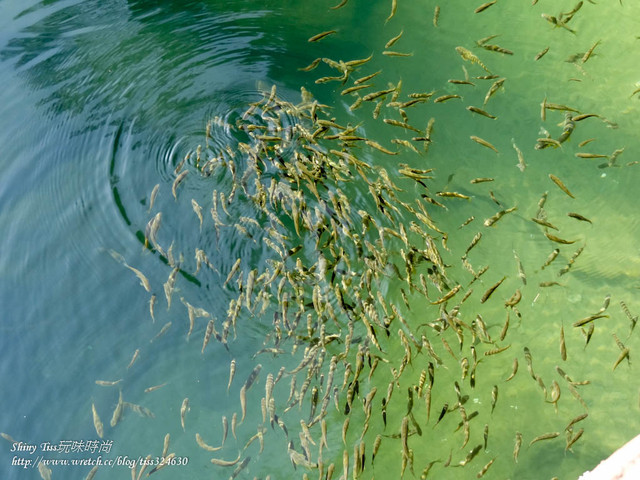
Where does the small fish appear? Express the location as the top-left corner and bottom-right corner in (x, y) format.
(92, 402), (104, 438)
(227, 359), (236, 393)
(180, 398), (189, 431)
(434, 94), (462, 103)
(431, 284), (462, 305)
(144, 383), (167, 393)
(567, 212), (592, 223)
(560, 326), (567, 360)
(196, 433), (222, 452)
(573, 314), (609, 328)
(210, 452), (242, 467)
(524, 347), (535, 379)
(576, 152), (608, 159)
(490, 385), (498, 413)
(484, 206), (517, 227)
(148, 184), (160, 212)
(382, 50), (413, 57)
(513, 432), (522, 462)
(477, 457), (495, 477)
(38, 463), (52, 480)
(171, 170), (188, 200)
(110, 390), (124, 428)
(480, 276), (506, 303)
(467, 106), (497, 119)
(385, 30), (404, 48)
(386, 0), (398, 23)
(470, 135), (498, 153)
(475, 0), (497, 13)
(545, 232), (577, 245)
(505, 358), (518, 381)
(456, 46), (492, 73)
(566, 428), (584, 451)
(535, 46), (550, 60)
(573, 113), (600, 122)
(529, 432), (560, 446)
(582, 40), (601, 63)
(565, 413), (588, 431)
(437, 191), (470, 199)
(202, 317), (216, 353)
(613, 348), (630, 370)
(549, 174), (575, 199)
(95, 379), (122, 387)
(308, 30), (337, 42)
(151, 321), (171, 343)
(433, 6), (440, 27)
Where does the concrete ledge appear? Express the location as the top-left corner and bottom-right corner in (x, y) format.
(579, 434), (640, 480)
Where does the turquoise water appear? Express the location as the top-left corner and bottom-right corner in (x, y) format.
(1, 1), (639, 479)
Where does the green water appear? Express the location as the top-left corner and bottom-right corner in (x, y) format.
(1, 1), (639, 480)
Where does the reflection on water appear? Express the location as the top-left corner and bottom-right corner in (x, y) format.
(1, 1), (640, 479)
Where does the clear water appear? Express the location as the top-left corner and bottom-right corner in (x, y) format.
(1, 1), (639, 479)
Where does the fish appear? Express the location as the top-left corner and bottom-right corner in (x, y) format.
(210, 452), (243, 467)
(434, 94), (462, 103)
(476, 457), (496, 478)
(95, 379), (122, 387)
(582, 40), (601, 63)
(541, 248), (560, 269)
(202, 317), (216, 354)
(38, 463), (52, 480)
(385, 30), (404, 48)
(560, 326), (567, 360)
(505, 358), (518, 381)
(144, 383), (167, 394)
(567, 212), (592, 223)
(110, 390), (124, 427)
(504, 290), (522, 308)
(386, 0), (398, 22)
(575, 152), (608, 159)
(524, 347), (535, 379)
(565, 413), (588, 431)
(484, 78), (505, 105)
(436, 191), (470, 199)
(382, 50), (413, 57)
(512, 140), (526, 171)
(549, 174), (575, 198)
(227, 359), (236, 393)
(196, 433), (222, 452)
(470, 135), (498, 153)
(308, 30), (337, 42)
(171, 170), (188, 200)
(470, 177), (494, 184)
(566, 428), (584, 451)
(330, 0), (348, 9)
(221, 416), (229, 446)
(535, 46), (550, 60)
(573, 313), (608, 328)
(433, 6), (440, 27)
(180, 398), (189, 431)
(456, 46), (492, 73)
(480, 276), (506, 303)
(490, 385), (498, 413)
(483, 206), (517, 227)
(513, 432), (522, 462)
(545, 232), (577, 245)
(123, 264), (151, 293)
(85, 466), (99, 480)
(613, 348), (630, 370)
(529, 432), (560, 446)
(475, 0), (497, 13)
(467, 106), (496, 119)
(431, 284), (462, 305)
(92, 402), (104, 439)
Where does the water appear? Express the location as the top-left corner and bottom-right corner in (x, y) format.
(1, 1), (639, 479)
